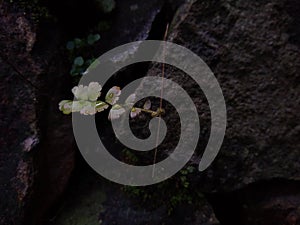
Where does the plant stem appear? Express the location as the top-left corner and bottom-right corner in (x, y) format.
(135, 107), (165, 117)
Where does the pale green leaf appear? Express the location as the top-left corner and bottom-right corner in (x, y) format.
(66, 41), (75, 50)
(130, 107), (141, 118)
(143, 99), (151, 110)
(87, 82), (102, 101)
(105, 86), (121, 105)
(125, 93), (136, 108)
(96, 101), (109, 112)
(72, 100), (90, 112)
(74, 56), (84, 66)
(80, 102), (97, 115)
(108, 104), (125, 120)
(72, 85), (89, 100)
(58, 100), (73, 114)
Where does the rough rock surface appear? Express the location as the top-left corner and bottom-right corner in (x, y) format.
(140, 0), (300, 190)
(208, 180), (300, 225)
(1, 0), (300, 224)
(100, 188), (219, 225)
(0, 0), (182, 224)
(0, 2), (75, 225)
(133, 0), (300, 223)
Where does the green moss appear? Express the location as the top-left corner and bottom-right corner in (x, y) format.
(7, 0), (52, 23)
(53, 187), (105, 225)
(66, 34), (100, 77)
(123, 165), (203, 214)
(94, 0), (116, 13)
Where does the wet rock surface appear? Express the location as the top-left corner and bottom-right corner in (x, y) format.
(0, 0), (181, 224)
(208, 180), (300, 225)
(100, 196), (219, 225)
(131, 0), (300, 223)
(1, 0), (300, 224)
(138, 0), (300, 190)
(0, 2), (41, 224)
(0, 1), (75, 224)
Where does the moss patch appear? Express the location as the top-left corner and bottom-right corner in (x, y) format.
(51, 171), (106, 225)
(54, 188), (105, 225)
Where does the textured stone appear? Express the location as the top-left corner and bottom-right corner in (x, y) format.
(138, 0), (300, 191)
(0, 2), (75, 224)
(132, 0), (300, 223)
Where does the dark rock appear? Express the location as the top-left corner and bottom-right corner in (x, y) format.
(93, 0), (171, 54)
(208, 180), (300, 225)
(132, 0), (300, 223)
(137, 0), (300, 191)
(246, 186), (300, 225)
(0, 2), (75, 225)
(100, 187), (219, 225)
(0, 0), (184, 224)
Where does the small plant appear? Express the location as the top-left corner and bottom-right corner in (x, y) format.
(69, 57), (97, 77)
(66, 34), (101, 51)
(59, 82), (165, 120)
(121, 148), (139, 164)
(122, 165), (200, 215)
(66, 34), (100, 76)
(8, 0), (52, 23)
(94, 0), (116, 13)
